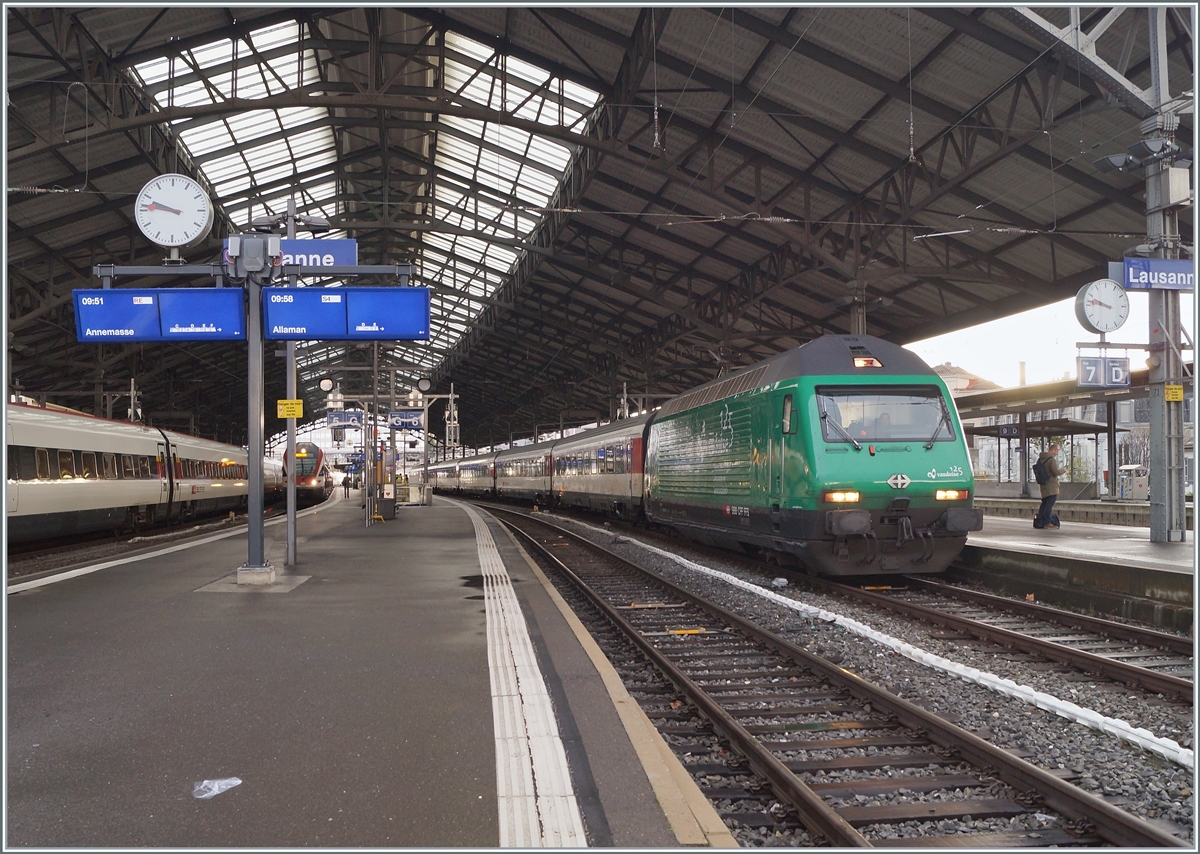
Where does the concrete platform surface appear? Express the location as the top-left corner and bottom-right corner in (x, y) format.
(6, 491), (729, 848)
(969, 514), (1194, 574)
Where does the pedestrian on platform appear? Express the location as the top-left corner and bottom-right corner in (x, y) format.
(1033, 443), (1063, 529)
(343, 475), (351, 498)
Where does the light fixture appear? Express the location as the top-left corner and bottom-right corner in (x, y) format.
(1128, 137), (1174, 159)
(417, 378), (432, 392)
(1093, 153), (1137, 173)
(319, 378), (333, 392)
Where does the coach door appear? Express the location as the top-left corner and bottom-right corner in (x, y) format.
(6, 447), (17, 513)
(156, 442), (171, 506)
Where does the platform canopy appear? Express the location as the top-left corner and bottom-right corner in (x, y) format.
(962, 417), (1129, 439)
(6, 7), (1193, 446)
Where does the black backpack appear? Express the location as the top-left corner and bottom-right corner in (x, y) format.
(1032, 458), (1049, 485)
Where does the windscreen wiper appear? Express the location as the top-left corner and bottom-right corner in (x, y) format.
(820, 406), (861, 451)
(924, 399), (951, 450)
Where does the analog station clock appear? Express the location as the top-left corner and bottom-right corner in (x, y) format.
(134, 173), (214, 249)
(1074, 278), (1130, 334)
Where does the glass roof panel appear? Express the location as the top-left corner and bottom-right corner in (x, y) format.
(132, 23), (600, 411)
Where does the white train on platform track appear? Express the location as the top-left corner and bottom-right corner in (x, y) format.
(5, 402), (286, 543)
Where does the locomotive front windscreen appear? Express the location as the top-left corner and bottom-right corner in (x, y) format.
(294, 449), (319, 476)
(816, 386), (954, 444)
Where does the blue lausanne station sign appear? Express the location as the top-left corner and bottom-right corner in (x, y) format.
(221, 238), (359, 267)
(1122, 258), (1194, 290)
(74, 288), (246, 342)
(262, 287), (430, 340)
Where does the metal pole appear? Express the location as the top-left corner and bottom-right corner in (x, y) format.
(1018, 411), (1029, 497)
(1106, 401), (1118, 501)
(285, 197), (298, 566)
(239, 271), (273, 582)
(1144, 7), (1186, 542)
(389, 369), (396, 494)
(422, 398), (429, 502)
(369, 341), (379, 524)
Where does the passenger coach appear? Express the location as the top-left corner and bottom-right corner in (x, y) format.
(6, 402), (284, 542)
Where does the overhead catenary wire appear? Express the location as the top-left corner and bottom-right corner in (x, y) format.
(663, 10), (823, 221)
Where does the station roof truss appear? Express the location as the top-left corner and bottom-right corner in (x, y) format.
(6, 7), (1194, 447)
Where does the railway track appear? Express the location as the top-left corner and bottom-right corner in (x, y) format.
(821, 576), (1194, 702)
(489, 505), (1186, 848)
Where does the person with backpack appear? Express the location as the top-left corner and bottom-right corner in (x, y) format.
(1033, 443), (1064, 529)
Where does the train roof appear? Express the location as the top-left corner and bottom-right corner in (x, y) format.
(655, 335), (940, 419)
(6, 401), (246, 453)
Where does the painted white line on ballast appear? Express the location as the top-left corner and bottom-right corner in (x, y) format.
(565, 516), (1195, 772)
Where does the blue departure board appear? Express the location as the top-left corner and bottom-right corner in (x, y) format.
(345, 287), (430, 340)
(261, 288), (350, 339)
(74, 288), (246, 342)
(158, 288), (246, 340)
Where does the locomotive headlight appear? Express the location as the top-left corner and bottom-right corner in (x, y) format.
(824, 490), (860, 503)
(936, 489), (967, 501)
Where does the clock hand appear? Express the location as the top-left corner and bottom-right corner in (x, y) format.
(142, 201), (183, 215)
(1090, 299), (1112, 309)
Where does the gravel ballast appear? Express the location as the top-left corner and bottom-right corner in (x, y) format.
(540, 512), (1195, 843)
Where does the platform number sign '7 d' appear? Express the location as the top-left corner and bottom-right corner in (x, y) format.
(1077, 356), (1130, 388)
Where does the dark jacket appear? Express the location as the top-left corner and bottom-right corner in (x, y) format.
(1037, 450), (1063, 498)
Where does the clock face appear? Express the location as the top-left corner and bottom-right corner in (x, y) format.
(1075, 279), (1130, 334)
(134, 173), (214, 248)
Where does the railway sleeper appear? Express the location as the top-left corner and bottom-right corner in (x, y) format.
(785, 754), (960, 773)
(808, 773), (986, 798)
(870, 828), (1100, 847)
(836, 797), (1029, 826)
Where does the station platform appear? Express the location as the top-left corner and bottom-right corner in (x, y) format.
(6, 491), (735, 848)
(959, 515), (1194, 632)
(975, 496), (1194, 528)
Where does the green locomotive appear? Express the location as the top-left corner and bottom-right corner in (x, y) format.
(645, 335), (982, 575)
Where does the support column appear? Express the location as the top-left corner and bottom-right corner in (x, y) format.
(1105, 400), (1118, 501)
(1144, 8), (1186, 542)
(239, 273), (274, 584)
(285, 198), (298, 566)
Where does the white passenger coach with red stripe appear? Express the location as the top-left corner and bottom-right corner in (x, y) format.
(429, 412), (649, 518)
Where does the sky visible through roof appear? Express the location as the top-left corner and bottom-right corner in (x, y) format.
(130, 21), (600, 402)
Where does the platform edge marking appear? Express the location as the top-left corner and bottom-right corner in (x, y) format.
(496, 515), (740, 848)
(461, 501), (588, 847)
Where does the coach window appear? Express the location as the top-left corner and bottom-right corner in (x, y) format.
(58, 450), (76, 479)
(138, 456), (152, 478)
(36, 448), (51, 479)
(15, 446), (38, 480)
(82, 451), (99, 479)
(102, 453), (117, 479)
(121, 454), (135, 478)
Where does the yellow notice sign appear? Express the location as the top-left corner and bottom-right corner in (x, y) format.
(277, 399), (303, 419)
(1165, 384), (1184, 402)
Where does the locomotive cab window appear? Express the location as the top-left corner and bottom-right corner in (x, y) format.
(782, 394), (796, 434)
(816, 386), (954, 445)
